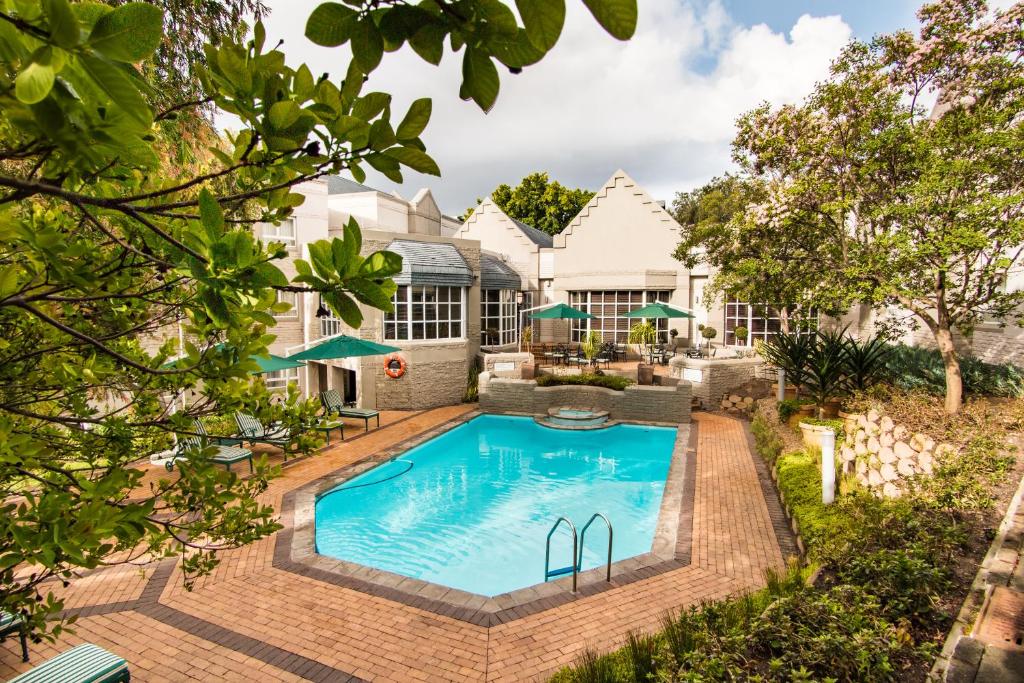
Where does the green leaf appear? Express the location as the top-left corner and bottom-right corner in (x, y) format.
(294, 64), (314, 100)
(409, 24), (445, 65)
(88, 2), (164, 62)
(307, 241), (334, 278)
(0, 266), (20, 298)
(15, 62), (55, 104)
(79, 54), (152, 125)
(365, 152), (403, 182)
(268, 100), (300, 130)
(324, 291), (363, 327)
(198, 190), (224, 237)
(581, 0), (637, 41)
(359, 251), (403, 278)
(44, 0), (80, 48)
(489, 29), (545, 68)
(305, 2), (357, 47)
(517, 0), (564, 51)
(460, 48), (499, 112)
(347, 278), (397, 311)
(351, 92), (390, 121)
(384, 146), (440, 176)
(350, 19), (384, 73)
(396, 98), (431, 141)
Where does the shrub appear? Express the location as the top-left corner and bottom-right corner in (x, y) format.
(535, 373), (633, 391)
(884, 345), (1024, 397)
(844, 335), (893, 392)
(761, 330), (816, 396)
(798, 417), (844, 437)
(803, 328), (849, 416)
(778, 397), (814, 423)
(751, 414), (784, 465)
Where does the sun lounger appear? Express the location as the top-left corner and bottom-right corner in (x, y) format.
(0, 610), (28, 662)
(8, 643), (129, 682)
(166, 420), (254, 473)
(234, 412), (295, 461)
(320, 391), (380, 432)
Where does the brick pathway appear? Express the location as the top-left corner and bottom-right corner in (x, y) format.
(0, 411), (794, 682)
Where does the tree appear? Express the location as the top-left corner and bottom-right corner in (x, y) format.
(0, 0), (638, 643)
(701, 0), (1024, 413)
(463, 171), (595, 235)
(673, 175), (834, 332)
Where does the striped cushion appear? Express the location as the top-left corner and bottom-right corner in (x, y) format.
(210, 446), (252, 464)
(320, 390), (344, 413)
(0, 609), (22, 631)
(9, 643), (128, 683)
(338, 408), (378, 418)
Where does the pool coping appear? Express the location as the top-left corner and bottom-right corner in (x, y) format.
(274, 411), (698, 627)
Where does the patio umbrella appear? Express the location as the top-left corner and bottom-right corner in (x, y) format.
(252, 353), (305, 374)
(624, 303), (694, 362)
(289, 335), (401, 361)
(529, 302), (594, 345)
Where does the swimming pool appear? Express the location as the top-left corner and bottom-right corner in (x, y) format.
(314, 414), (677, 596)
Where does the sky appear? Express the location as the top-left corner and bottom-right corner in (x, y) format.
(245, 0), (936, 215)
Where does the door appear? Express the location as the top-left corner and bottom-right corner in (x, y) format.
(316, 363), (328, 396)
(689, 276), (708, 346)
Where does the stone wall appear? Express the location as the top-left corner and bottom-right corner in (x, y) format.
(478, 373), (691, 423)
(838, 409), (954, 499)
(374, 342), (469, 409)
(669, 357), (762, 405)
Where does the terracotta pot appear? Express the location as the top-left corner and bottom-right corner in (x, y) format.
(820, 399), (842, 418)
(797, 403), (815, 417)
(784, 386), (799, 399)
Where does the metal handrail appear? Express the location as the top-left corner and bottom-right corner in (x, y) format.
(578, 513), (614, 583)
(544, 517), (579, 592)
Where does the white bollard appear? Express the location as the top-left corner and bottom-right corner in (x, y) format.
(821, 429), (836, 505)
(777, 368), (786, 402)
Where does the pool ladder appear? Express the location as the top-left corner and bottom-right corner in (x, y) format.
(543, 513), (614, 592)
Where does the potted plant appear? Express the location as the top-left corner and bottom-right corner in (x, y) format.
(581, 330), (602, 366)
(669, 328), (679, 350)
(700, 325), (717, 356)
(628, 321), (656, 385)
(760, 330), (814, 400)
(798, 418), (843, 451)
(733, 325), (748, 347)
(522, 326), (532, 354)
(802, 329), (847, 418)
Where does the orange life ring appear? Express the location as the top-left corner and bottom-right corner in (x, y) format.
(383, 355), (407, 379)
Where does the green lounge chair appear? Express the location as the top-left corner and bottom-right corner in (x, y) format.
(166, 420), (254, 473)
(1, 609), (28, 662)
(234, 412), (295, 461)
(8, 643), (129, 682)
(320, 390), (380, 432)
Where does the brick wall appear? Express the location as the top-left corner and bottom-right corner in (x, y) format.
(481, 352), (533, 378)
(479, 373), (691, 423)
(669, 357), (762, 404)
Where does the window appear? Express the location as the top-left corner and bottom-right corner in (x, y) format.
(260, 218), (295, 245)
(274, 291), (298, 319)
(481, 289), (518, 346)
(384, 285), (464, 341)
(320, 315), (343, 337)
(725, 301), (818, 345)
(264, 368), (299, 390)
(569, 290), (673, 343)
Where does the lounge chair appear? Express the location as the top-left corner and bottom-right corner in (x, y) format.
(234, 412), (295, 461)
(320, 390), (380, 432)
(166, 420), (254, 473)
(1, 610), (28, 662)
(8, 643), (129, 682)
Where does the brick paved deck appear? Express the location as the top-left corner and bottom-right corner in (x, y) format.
(0, 409), (795, 682)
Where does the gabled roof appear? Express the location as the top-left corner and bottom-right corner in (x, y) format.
(556, 169), (681, 245)
(509, 218), (553, 248)
(480, 253), (523, 290)
(327, 176), (379, 195)
(387, 240), (474, 287)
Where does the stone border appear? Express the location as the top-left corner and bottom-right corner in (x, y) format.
(274, 413), (698, 627)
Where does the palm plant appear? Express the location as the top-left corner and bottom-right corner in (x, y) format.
(581, 330), (603, 362)
(803, 329), (848, 418)
(760, 330), (815, 397)
(843, 335), (892, 392)
(628, 321), (657, 361)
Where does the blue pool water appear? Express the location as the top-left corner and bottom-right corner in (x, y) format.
(315, 414), (677, 596)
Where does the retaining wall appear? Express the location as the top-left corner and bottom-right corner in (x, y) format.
(669, 356), (762, 405)
(478, 373), (691, 423)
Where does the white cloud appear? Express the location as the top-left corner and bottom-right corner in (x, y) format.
(244, 0), (852, 214)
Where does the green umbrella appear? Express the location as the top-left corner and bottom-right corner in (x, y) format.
(290, 335), (401, 361)
(529, 302), (594, 320)
(623, 303), (694, 319)
(252, 353), (305, 373)
(529, 303), (594, 345)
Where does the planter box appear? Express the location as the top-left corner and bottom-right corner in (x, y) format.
(799, 421), (836, 451)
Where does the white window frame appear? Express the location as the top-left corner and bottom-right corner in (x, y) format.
(480, 289), (518, 346)
(264, 367), (299, 390)
(320, 315), (344, 337)
(725, 300), (819, 345)
(274, 290), (299, 319)
(260, 217), (296, 245)
(569, 290), (673, 343)
(383, 285), (466, 342)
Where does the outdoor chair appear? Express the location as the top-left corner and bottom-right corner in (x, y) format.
(593, 349), (612, 369)
(613, 343), (627, 362)
(566, 349), (588, 368)
(8, 643), (129, 683)
(320, 389), (380, 432)
(1, 609), (28, 662)
(166, 420), (254, 473)
(234, 412), (295, 461)
(685, 346), (704, 359)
